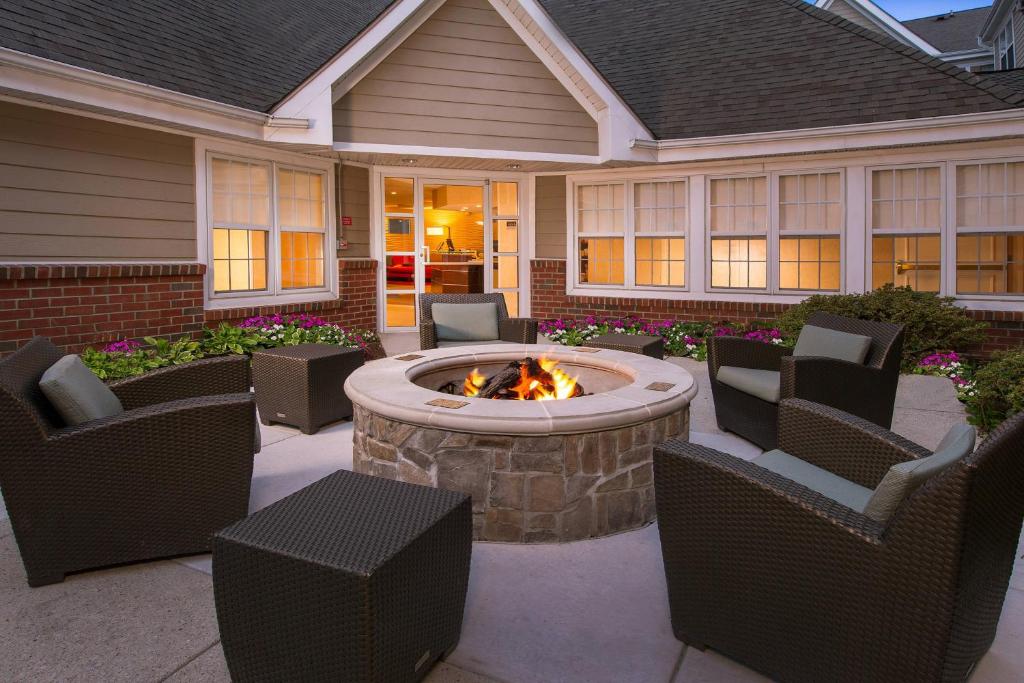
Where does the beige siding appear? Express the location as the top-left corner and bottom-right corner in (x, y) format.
(0, 101), (196, 261)
(825, 0), (886, 34)
(340, 164), (371, 258)
(334, 0), (597, 156)
(535, 175), (566, 259)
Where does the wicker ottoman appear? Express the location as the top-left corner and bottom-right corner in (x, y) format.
(584, 332), (664, 359)
(252, 344), (363, 434)
(213, 470), (472, 683)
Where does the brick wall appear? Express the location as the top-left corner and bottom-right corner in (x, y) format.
(0, 259), (379, 356)
(0, 264), (205, 355)
(531, 259), (1024, 356)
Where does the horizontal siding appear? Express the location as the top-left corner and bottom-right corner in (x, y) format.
(535, 175), (567, 259)
(334, 0), (597, 155)
(0, 101), (196, 261)
(341, 165), (371, 259)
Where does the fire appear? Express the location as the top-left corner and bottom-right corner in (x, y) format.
(461, 356), (581, 401)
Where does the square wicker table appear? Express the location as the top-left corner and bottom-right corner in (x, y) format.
(251, 343), (363, 434)
(213, 470), (472, 683)
(583, 332), (665, 359)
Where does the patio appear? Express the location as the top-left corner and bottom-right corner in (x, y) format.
(1, 333), (1021, 683)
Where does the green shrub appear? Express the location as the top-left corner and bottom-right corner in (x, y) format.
(964, 348), (1024, 433)
(81, 336), (204, 380)
(776, 285), (987, 371)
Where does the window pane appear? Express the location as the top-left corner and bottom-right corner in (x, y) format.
(871, 235), (940, 292)
(956, 233), (1024, 294)
(634, 180), (686, 233)
(579, 237), (624, 285)
(779, 236), (840, 291)
(710, 237), (766, 289)
(502, 291), (519, 318)
(494, 219), (518, 253)
(709, 177), (767, 233)
(212, 158), (271, 229)
(386, 293), (416, 327)
(385, 177), (414, 214)
(280, 231), (326, 289)
(492, 182), (518, 216)
(386, 218), (415, 252)
(493, 255), (518, 289)
(872, 167), (940, 231)
(578, 184), (625, 235)
(635, 237), (684, 287)
(279, 169), (326, 231)
(212, 229), (268, 293)
(779, 172), (841, 232)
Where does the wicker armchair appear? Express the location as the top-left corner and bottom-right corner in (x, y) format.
(654, 399), (1024, 683)
(709, 312), (904, 449)
(418, 293), (537, 350)
(0, 337), (257, 586)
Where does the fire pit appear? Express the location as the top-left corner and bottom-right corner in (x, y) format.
(345, 344), (696, 543)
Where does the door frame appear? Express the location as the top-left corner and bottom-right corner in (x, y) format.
(371, 166), (531, 332)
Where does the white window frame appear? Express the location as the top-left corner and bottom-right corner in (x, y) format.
(774, 170), (846, 294)
(950, 157), (1024, 301)
(865, 163), (945, 295)
(570, 176), (690, 292)
(196, 139), (337, 310)
(996, 20), (1016, 70)
(705, 173), (769, 292)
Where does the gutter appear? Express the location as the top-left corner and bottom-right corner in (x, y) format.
(0, 47), (311, 129)
(631, 109), (1024, 151)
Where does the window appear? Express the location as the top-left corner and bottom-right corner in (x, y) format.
(870, 167), (942, 292)
(492, 181), (521, 316)
(209, 154), (330, 300)
(634, 181), (686, 287)
(956, 161), (1024, 295)
(996, 21), (1015, 70)
(577, 184), (625, 285)
(709, 176), (767, 289)
(778, 172), (842, 291)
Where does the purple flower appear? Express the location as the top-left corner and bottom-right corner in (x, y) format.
(103, 339), (141, 353)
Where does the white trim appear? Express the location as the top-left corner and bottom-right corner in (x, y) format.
(0, 47), (315, 141)
(632, 110), (1024, 163)
(815, 0), (940, 54)
(981, 0), (1014, 42)
(194, 138), (338, 310)
(332, 141), (602, 165)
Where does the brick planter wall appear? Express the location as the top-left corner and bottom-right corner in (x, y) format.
(531, 258), (1024, 356)
(0, 258), (380, 356)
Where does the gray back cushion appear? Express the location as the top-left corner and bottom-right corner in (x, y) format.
(432, 302), (500, 341)
(39, 355), (124, 426)
(794, 325), (872, 364)
(862, 424), (977, 523)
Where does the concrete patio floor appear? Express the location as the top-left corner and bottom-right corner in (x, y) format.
(1, 334), (1022, 682)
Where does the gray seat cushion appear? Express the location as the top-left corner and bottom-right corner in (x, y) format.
(436, 339), (512, 348)
(431, 302), (500, 342)
(39, 354), (124, 426)
(716, 366), (781, 403)
(754, 449), (874, 512)
(862, 423), (977, 523)
(793, 325), (872, 364)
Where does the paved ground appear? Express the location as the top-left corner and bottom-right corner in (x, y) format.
(1, 335), (1021, 682)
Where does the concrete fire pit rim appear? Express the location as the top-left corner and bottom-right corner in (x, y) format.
(344, 344), (697, 436)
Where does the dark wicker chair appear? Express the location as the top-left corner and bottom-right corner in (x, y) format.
(709, 312), (904, 449)
(418, 293), (537, 350)
(0, 337), (257, 586)
(654, 399), (1024, 683)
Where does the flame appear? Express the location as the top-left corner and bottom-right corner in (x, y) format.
(465, 356), (580, 401)
(464, 368), (486, 397)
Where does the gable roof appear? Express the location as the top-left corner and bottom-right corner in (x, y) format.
(0, 0), (394, 113)
(979, 68), (1024, 94)
(903, 7), (991, 54)
(539, 0), (1023, 140)
(0, 0), (1022, 144)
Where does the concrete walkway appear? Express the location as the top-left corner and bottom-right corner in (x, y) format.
(1, 337), (1020, 682)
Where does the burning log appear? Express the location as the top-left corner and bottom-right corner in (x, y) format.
(448, 357), (583, 401)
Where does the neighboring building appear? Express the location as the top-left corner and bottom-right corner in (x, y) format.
(816, 0), (994, 71)
(980, 0), (1024, 70)
(1, 0), (1024, 356)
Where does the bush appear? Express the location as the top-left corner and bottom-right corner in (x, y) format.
(776, 285), (987, 371)
(81, 314), (380, 381)
(964, 348), (1024, 433)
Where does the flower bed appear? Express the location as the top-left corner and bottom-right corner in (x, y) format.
(538, 316), (790, 362)
(82, 314), (380, 381)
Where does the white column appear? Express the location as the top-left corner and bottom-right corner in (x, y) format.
(845, 166), (867, 293)
(689, 175), (707, 295)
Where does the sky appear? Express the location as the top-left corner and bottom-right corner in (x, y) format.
(807, 1), (993, 21)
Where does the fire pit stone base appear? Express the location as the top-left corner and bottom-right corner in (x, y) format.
(353, 404), (689, 543)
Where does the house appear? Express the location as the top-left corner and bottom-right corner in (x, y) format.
(816, 0), (994, 71)
(1, 0), (1024, 355)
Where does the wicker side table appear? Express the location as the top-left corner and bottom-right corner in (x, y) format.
(213, 470), (472, 683)
(584, 332), (665, 359)
(251, 344), (363, 434)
